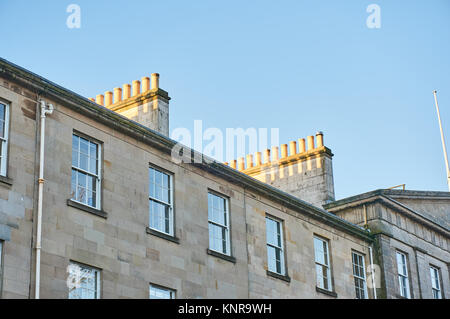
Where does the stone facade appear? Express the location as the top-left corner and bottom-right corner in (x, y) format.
(325, 190), (450, 299)
(0, 58), (447, 300)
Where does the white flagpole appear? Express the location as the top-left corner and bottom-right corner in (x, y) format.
(433, 90), (450, 191)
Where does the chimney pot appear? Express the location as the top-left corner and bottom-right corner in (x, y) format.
(281, 144), (288, 159)
(255, 152), (262, 166)
(246, 154), (254, 168)
(231, 160), (237, 169)
(238, 157), (245, 171)
(272, 146), (279, 162)
(142, 77), (150, 92)
(298, 138), (306, 153)
(316, 131), (324, 147)
(151, 73), (160, 90)
(96, 94), (104, 106)
(105, 91), (113, 107)
(132, 80), (141, 96)
(114, 87), (122, 104)
(263, 149), (271, 164)
(123, 84), (131, 99)
(289, 141), (297, 155)
(307, 136), (315, 151)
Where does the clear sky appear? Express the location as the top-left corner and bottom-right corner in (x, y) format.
(1, 0), (450, 200)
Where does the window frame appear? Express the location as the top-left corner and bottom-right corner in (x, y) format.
(207, 191), (231, 256)
(429, 265), (442, 299)
(265, 216), (286, 276)
(351, 251), (368, 299)
(67, 261), (101, 299)
(71, 133), (102, 209)
(314, 236), (333, 292)
(148, 165), (174, 236)
(149, 283), (176, 299)
(396, 251), (411, 299)
(0, 101), (10, 177)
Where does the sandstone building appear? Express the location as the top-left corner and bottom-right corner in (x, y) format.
(0, 57), (447, 299)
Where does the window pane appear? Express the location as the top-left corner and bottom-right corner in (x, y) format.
(314, 238), (325, 264)
(150, 285), (175, 299)
(209, 193), (226, 225)
(68, 263), (100, 299)
(149, 200), (169, 233)
(79, 138), (89, 170)
(89, 143), (98, 175)
(266, 218), (279, 247)
(396, 252), (405, 276)
(209, 223), (226, 253)
(267, 246), (276, 273)
(0, 104), (5, 138)
(71, 169), (77, 200)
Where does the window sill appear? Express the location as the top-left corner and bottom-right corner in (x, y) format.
(146, 227), (180, 244)
(316, 286), (337, 298)
(395, 294), (410, 299)
(67, 199), (107, 219)
(266, 270), (291, 283)
(206, 249), (236, 264)
(0, 175), (13, 187)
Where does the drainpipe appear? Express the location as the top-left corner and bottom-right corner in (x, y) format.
(35, 100), (53, 299)
(368, 245), (377, 299)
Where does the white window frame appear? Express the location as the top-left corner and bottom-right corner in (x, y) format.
(265, 216), (286, 276)
(71, 133), (102, 209)
(149, 165), (174, 236)
(314, 236), (332, 291)
(396, 251), (411, 298)
(352, 251), (368, 299)
(430, 266), (442, 299)
(149, 284), (176, 299)
(68, 262), (101, 299)
(208, 191), (231, 255)
(0, 102), (10, 176)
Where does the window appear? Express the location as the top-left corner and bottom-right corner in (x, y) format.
(71, 134), (101, 208)
(0, 102), (9, 176)
(68, 262), (101, 299)
(396, 251), (410, 298)
(352, 251), (368, 299)
(208, 192), (230, 255)
(149, 284), (175, 299)
(149, 166), (173, 235)
(314, 236), (332, 291)
(430, 266), (442, 299)
(266, 217), (285, 275)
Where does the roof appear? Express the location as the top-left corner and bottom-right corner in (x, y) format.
(0, 57), (373, 242)
(324, 189), (450, 235)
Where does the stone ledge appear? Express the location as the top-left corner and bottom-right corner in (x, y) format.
(146, 227), (180, 244)
(316, 286), (337, 298)
(0, 175), (13, 187)
(266, 270), (291, 283)
(66, 199), (107, 219)
(206, 249), (236, 264)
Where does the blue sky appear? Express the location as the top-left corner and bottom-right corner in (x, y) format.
(1, 0), (450, 199)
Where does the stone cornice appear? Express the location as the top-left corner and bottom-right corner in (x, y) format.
(108, 88), (170, 112)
